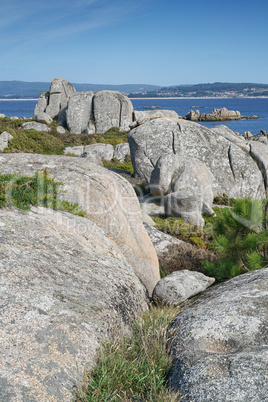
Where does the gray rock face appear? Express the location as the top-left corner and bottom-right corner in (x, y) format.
(150, 153), (214, 225)
(0, 207), (148, 401)
(34, 92), (48, 117)
(83, 143), (114, 161)
(169, 268), (268, 402)
(0, 153), (160, 296)
(64, 145), (84, 157)
(143, 222), (183, 257)
(21, 121), (51, 133)
(184, 109), (200, 121)
(114, 143), (130, 162)
(35, 111), (53, 125)
(45, 78), (76, 119)
(210, 125), (250, 152)
(94, 90), (133, 133)
(129, 118), (265, 199)
(66, 91), (95, 134)
(134, 109), (179, 124)
(249, 141), (268, 188)
(0, 131), (13, 152)
(153, 270), (215, 305)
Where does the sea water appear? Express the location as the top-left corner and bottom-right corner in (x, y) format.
(1, 98), (268, 135)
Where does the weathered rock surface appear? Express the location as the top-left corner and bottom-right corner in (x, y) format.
(66, 91), (95, 134)
(35, 80), (134, 134)
(210, 125), (250, 152)
(83, 143), (114, 161)
(0, 131), (13, 152)
(45, 78), (76, 119)
(144, 222), (183, 257)
(150, 153), (214, 225)
(113, 143), (130, 162)
(153, 270), (215, 305)
(184, 109), (200, 121)
(0, 113), (6, 118)
(0, 207), (148, 401)
(93, 90), (133, 133)
(34, 92), (49, 117)
(134, 109), (179, 124)
(129, 118), (265, 199)
(169, 268), (268, 401)
(64, 145), (84, 157)
(249, 141), (268, 188)
(200, 107), (242, 121)
(21, 121), (51, 133)
(0, 153), (160, 296)
(139, 193), (165, 216)
(35, 111), (53, 125)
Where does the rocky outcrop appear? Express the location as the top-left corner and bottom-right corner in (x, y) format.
(0, 207), (148, 401)
(35, 80), (134, 134)
(0, 153), (160, 296)
(150, 153), (214, 225)
(168, 268), (268, 401)
(128, 118), (265, 200)
(210, 125), (250, 152)
(184, 107), (259, 122)
(133, 109), (180, 125)
(153, 270), (215, 305)
(93, 91), (133, 133)
(0, 131), (13, 152)
(66, 91), (95, 134)
(63, 143), (129, 162)
(45, 78), (76, 119)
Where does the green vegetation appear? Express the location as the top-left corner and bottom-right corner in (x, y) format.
(0, 170), (85, 217)
(102, 156), (134, 174)
(77, 305), (181, 402)
(0, 118), (128, 154)
(202, 198), (268, 281)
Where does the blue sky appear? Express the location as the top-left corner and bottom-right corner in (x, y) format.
(1, 0), (268, 85)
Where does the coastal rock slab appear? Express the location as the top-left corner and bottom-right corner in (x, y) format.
(169, 268), (268, 401)
(153, 270), (215, 305)
(0, 153), (160, 296)
(94, 91), (133, 133)
(129, 118), (265, 199)
(134, 109), (179, 124)
(66, 91), (95, 134)
(210, 125), (250, 152)
(0, 207), (148, 401)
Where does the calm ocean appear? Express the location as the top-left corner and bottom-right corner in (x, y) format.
(1, 98), (268, 135)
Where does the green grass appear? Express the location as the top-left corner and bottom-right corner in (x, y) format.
(76, 305), (181, 401)
(0, 170), (86, 217)
(102, 156), (134, 174)
(0, 118), (129, 155)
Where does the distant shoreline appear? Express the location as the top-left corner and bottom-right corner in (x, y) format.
(129, 96), (268, 100)
(0, 98), (38, 101)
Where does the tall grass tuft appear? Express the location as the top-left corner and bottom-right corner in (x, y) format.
(76, 305), (181, 401)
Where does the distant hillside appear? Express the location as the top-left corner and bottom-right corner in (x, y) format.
(129, 82), (268, 98)
(0, 81), (161, 99)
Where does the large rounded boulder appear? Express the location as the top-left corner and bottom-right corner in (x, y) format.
(128, 117), (265, 199)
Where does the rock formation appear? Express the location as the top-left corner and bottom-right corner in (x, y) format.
(34, 79), (134, 134)
(153, 270), (215, 305)
(168, 268), (268, 401)
(0, 153), (160, 296)
(128, 118), (265, 200)
(0, 207), (148, 401)
(184, 107), (255, 121)
(0, 131), (13, 152)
